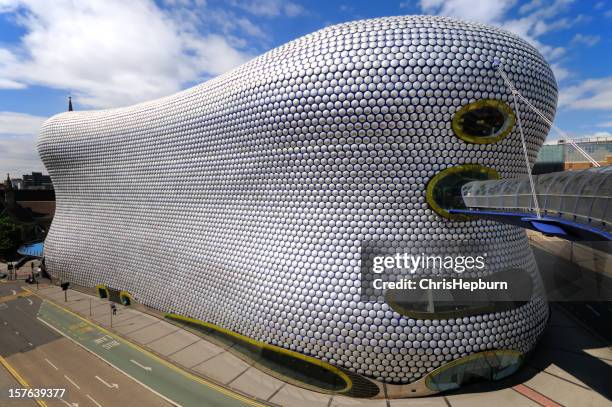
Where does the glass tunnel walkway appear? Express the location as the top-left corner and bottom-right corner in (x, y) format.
(447, 166), (611, 242)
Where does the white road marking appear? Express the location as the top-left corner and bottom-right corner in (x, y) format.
(45, 358), (59, 370)
(37, 317), (182, 407)
(28, 342), (33, 346)
(95, 375), (119, 389)
(59, 398), (78, 407)
(64, 374), (81, 390)
(11, 289), (16, 295)
(586, 304), (601, 316)
(130, 359), (152, 371)
(86, 394), (102, 407)
(27, 298), (33, 305)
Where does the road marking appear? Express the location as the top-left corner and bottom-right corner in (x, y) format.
(28, 288), (263, 407)
(38, 316), (183, 407)
(15, 330), (19, 335)
(130, 359), (152, 371)
(0, 290), (33, 304)
(45, 358), (59, 370)
(95, 375), (119, 389)
(64, 374), (81, 390)
(28, 342), (33, 346)
(86, 394), (102, 407)
(59, 399), (78, 407)
(513, 384), (562, 407)
(585, 304), (601, 316)
(27, 298), (33, 305)
(0, 355), (49, 407)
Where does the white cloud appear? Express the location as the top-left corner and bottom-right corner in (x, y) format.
(0, 112), (47, 135)
(419, 0), (517, 24)
(571, 33), (600, 47)
(551, 63), (571, 82)
(0, 112), (48, 178)
(519, 0), (544, 14)
(559, 77), (612, 110)
(418, 0), (583, 82)
(233, 0), (305, 17)
(0, 0), (253, 108)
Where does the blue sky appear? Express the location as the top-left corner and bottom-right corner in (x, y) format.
(1, 0), (611, 177)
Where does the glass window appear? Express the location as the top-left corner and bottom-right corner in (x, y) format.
(452, 100), (516, 144)
(425, 350), (523, 392)
(164, 314), (359, 395)
(385, 269), (532, 320)
(427, 164), (499, 220)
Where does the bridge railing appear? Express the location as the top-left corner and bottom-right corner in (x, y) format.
(461, 167), (611, 231)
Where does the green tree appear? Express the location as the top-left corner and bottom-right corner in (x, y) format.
(0, 215), (22, 260)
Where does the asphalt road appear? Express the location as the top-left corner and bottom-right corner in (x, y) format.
(36, 297), (254, 407)
(0, 358), (36, 407)
(0, 280), (171, 407)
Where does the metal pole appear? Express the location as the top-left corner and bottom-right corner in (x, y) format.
(64, 290), (67, 302)
(89, 298), (92, 316)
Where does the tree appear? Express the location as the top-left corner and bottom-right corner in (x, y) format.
(0, 215), (22, 260)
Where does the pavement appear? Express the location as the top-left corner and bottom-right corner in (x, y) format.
(25, 278), (612, 407)
(529, 234), (612, 342)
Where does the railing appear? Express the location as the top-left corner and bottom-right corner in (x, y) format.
(461, 167), (612, 231)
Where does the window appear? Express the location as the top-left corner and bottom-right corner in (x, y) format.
(165, 313), (358, 394)
(385, 269), (533, 320)
(425, 350), (523, 392)
(426, 164), (499, 220)
(452, 100), (515, 144)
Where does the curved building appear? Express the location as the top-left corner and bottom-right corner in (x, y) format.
(38, 15), (557, 397)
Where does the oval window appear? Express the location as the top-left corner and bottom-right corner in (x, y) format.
(426, 164), (499, 220)
(425, 350), (524, 393)
(452, 99), (515, 144)
(385, 268), (533, 320)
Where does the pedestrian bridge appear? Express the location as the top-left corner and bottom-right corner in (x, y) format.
(448, 167), (611, 242)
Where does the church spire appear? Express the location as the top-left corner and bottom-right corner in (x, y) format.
(4, 173), (13, 190)
(68, 96), (73, 112)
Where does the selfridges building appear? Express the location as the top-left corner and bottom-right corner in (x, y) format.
(39, 15), (556, 398)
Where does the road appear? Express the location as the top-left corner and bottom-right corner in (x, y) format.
(0, 281), (172, 407)
(35, 296), (255, 407)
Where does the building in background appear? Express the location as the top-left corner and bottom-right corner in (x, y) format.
(6, 172), (54, 191)
(0, 174), (55, 239)
(534, 136), (612, 174)
(10, 178), (23, 190)
(22, 172), (53, 190)
(1, 174), (55, 218)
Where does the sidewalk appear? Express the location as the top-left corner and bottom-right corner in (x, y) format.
(31, 283), (612, 407)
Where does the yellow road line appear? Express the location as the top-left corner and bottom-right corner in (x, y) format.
(24, 287), (264, 407)
(0, 355), (49, 407)
(0, 290), (33, 304)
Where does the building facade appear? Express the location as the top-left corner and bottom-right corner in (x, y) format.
(38, 16), (556, 397)
(535, 136), (612, 173)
